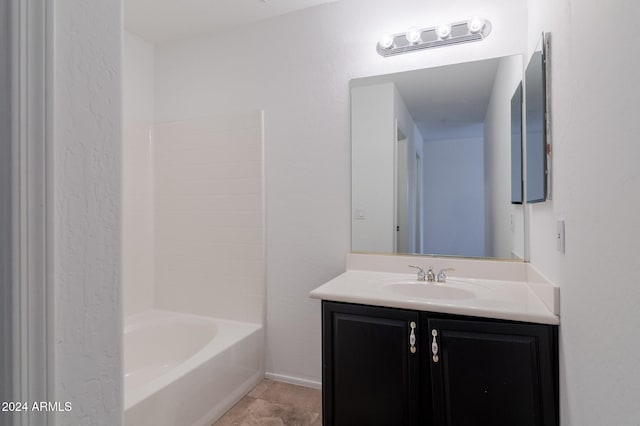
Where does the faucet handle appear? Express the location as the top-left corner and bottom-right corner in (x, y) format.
(408, 265), (426, 281)
(436, 268), (455, 283)
(426, 268), (436, 282)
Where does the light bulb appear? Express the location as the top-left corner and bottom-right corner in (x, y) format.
(436, 23), (452, 39)
(468, 17), (485, 34)
(406, 27), (422, 44)
(378, 34), (394, 50)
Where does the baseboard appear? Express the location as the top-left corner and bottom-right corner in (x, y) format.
(265, 372), (322, 390)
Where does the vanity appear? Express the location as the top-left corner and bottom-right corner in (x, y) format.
(319, 33), (556, 425)
(310, 254), (559, 426)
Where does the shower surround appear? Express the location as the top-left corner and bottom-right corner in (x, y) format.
(153, 113), (265, 323)
(123, 91), (265, 424)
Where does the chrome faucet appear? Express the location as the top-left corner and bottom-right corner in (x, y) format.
(426, 268), (436, 282)
(436, 268), (456, 283)
(408, 265), (436, 282)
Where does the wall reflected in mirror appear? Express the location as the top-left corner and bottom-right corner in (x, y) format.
(351, 55), (525, 260)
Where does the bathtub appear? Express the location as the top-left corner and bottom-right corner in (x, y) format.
(124, 310), (263, 426)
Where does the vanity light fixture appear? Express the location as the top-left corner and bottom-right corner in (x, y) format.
(377, 18), (492, 57)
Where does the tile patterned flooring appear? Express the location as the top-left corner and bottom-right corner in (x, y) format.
(213, 379), (322, 426)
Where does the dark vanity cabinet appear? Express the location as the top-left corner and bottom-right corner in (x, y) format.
(322, 301), (558, 426)
(427, 317), (558, 426)
(322, 302), (420, 425)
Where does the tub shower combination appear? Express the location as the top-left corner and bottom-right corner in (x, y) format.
(123, 113), (266, 425)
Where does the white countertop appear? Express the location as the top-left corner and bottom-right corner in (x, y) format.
(310, 269), (560, 325)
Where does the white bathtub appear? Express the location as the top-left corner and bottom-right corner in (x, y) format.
(124, 310), (263, 426)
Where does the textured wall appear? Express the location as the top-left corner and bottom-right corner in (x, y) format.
(53, 0), (123, 424)
(123, 31), (155, 317)
(526, 1), (640, 424)
(155, 0), (528, 384)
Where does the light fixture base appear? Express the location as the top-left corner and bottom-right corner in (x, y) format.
(377, 19), (492, 57)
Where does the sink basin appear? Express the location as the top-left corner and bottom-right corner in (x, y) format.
(383, 282), (476, 300)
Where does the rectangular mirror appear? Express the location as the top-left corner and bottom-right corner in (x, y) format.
(351, 55), (525, 259)
(525, 34), (549, 203)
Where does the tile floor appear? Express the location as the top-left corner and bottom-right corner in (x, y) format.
(213, 379), (322, 426)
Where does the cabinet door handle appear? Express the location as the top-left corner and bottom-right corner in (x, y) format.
(409, 321), (417, 354)
(431, 329), (439, 363)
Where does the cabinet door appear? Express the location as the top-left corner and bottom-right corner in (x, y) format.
(323, 301), (420, 426)
(427, 318), (558, 426)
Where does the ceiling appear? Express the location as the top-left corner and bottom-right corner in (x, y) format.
(351, 58), (502, 140)
(125, 0), (339, 43)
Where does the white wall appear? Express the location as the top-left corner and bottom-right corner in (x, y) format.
(153, 113), (265, 324)
(483, 54), (524, 258)
(526, 1), (640, 424)
(394, 86), (425, 254)
(422, 137), (485, 257)
(351, 83), (395, 253)
(53, 0), (122, 424)
(154, 0), (528, 384)
(123, 31), (155, 316)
